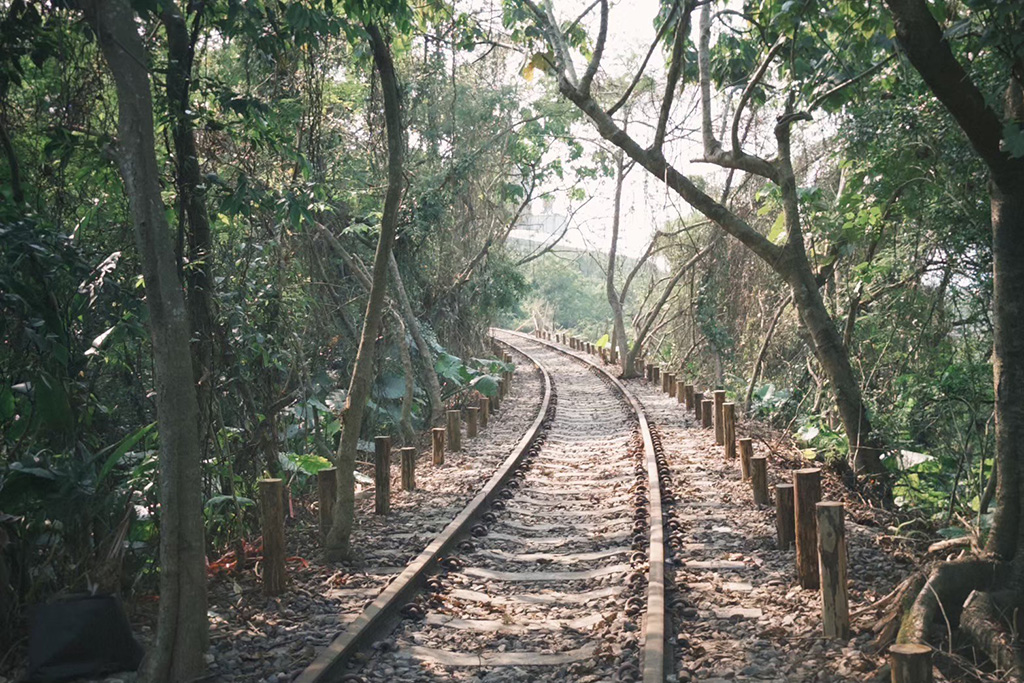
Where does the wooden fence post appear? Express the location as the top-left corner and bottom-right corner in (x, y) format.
(492, 383), (502, 411)
(738, 438), (753, 480)
(317, 468), (337, 542)
(693, 391), (704, 420)
(431, 427), (445, 466)
(667, 374), (677, 397)
(661, 370), (670, 393)
(479, 397), (490, 426)
(713, 390), (726, 445)
(676, 379), (686, 405)
(750, 456), (769, 505)
(889, 644), (933, 683)
(816, 501), (849, 639)
(684, 384), (694, 410)
(794, 468), (822, 589)
(466, 406), (479, 438)
(400, 446), (416, 491)
(775, 483), (795, 549)
(723, 403), (736, 459)
(259, 478), (286, 595)
(374, 436), (391, 515)
(446, 410), (462, 452)
(702, 399), (714, 428)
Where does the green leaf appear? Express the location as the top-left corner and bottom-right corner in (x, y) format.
(469, 375), (499, 397)
(96, 421), (157, 485)
(205, 495), (255, 510)
(767, 213), (786, 245)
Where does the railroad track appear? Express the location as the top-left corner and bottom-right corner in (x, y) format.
(297, 330), (670, 683)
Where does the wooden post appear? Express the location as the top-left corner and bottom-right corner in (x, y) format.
(751, 456), (769, 505)
(684, 384), (694, 410)
(694, 391), (704, 420)
(738, 438), (754, 480)
(817, 502), (850, 639)
(446, 410), (462, 452)
(775, 483), (796, 550)
(259, 478), (286, 595)
(794, 468), (822, 589)
(667, 374), (677, 397)
(466, 406), (479, 438)
(701, 399), (713, 428)
(492, 383), (502, 411)
(374, 436), (391, 515)
(713, 390), (726, 445)
(660, 370), (668, 392)
(431, 427), (445, 466)
(889, 644), (933, 683)
(317, 468), (337, 542)
(400, 446), (416, 491)
(479, 397), (490, 426)
(723, 403), (736, 459)
(676, 379), (686, 405)
(653, 366), (660, 384)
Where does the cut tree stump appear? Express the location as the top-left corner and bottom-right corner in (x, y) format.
(714, 390), (726, 445)
(816, 501), (849, 639)
(889, 643), (932, 683)
(374, 436), (391, 515)
(702, 399), (713, 428)
(400, 446), (416, 491)
(738, 438), (753, 481)
(317, 467), (337, 542)
(446, 410), (461, 452)
(259, 478), (286, 595)
(723, 403), (736, 460)
(750, 456), (769, 505)
(776, 483), (795, 550)
(431, 427), (445, 466)
(794, 468), (822, 589)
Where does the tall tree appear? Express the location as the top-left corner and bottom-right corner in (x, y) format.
(78, 0), (208, 679)
(326, 20), (405, 560)
(881, 0), (1024, 667)
(512, 0), (888, 473)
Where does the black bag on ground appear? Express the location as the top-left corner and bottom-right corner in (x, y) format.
(26, 593), (143, 682)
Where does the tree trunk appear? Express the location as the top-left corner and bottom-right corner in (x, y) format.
(389, 253), (443, 426)
(606, 144), (632, 378)
(163, 5), (219, 458)
(987, 172), (1024, 574)
(81, 0), (208, 679)
(393, 312), (417, 444)
(326, 23), (404, 561)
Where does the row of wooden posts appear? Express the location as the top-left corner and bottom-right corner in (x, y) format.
(535, 328), (933, 683)
(255, 351), (516, 597)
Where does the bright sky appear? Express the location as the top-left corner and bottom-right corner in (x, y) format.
(512, 0), (711, 261)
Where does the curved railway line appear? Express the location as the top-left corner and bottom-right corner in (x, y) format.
(296, 330), (674, 683)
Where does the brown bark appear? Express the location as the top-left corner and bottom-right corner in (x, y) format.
(388, 253), (444, 426)
(79, 0), (208, 678)
(606, 143), (632, 378)
(326, 23), (404, 560)
(162, 6), (218, 455)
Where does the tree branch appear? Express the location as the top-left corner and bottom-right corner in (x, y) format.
(578, 0), (607, 97)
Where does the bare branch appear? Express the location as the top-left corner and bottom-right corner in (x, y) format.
(807, 53), (895, 112)
(654, 0), (694, 153)
(607, 2), (678, 117)
(578, 0), (608, 97)
(732, 38), (784, 156)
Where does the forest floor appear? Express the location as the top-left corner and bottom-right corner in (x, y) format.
(9, 344), (963, 683)
(622, 375), (918, 682)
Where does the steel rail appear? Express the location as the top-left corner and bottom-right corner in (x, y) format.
(502, 329), (667, 683)
(294, 337), (552, 683)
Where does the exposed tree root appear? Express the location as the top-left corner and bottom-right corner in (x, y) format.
(897, 558), (1009, 644)
(960, 589), (1023, 677)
